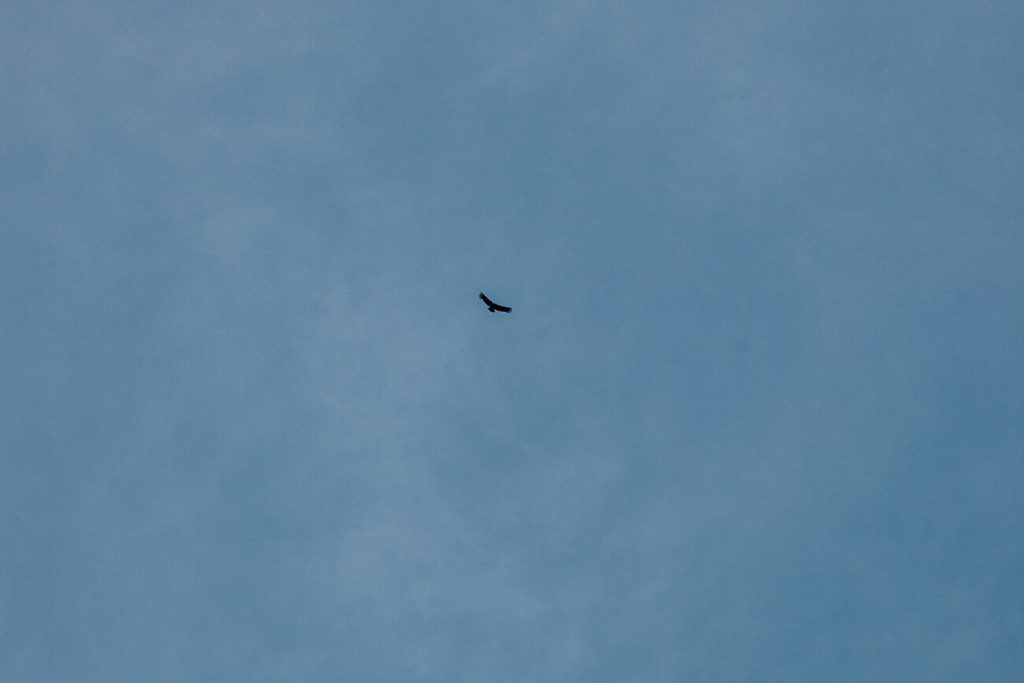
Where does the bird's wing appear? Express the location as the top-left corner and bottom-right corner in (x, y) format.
(479, 293), (494, 306)
(494, 304), (511, 312)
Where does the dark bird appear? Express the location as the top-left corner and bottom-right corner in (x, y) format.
(479, 292), (511, 313)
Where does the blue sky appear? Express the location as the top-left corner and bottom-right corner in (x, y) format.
(2, 2), (1022, 680)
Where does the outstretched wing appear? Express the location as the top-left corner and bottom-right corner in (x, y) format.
(492, 302), (511, 313)
(479, 293), (494, 307)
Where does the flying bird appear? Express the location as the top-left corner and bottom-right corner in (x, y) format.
(479, 292), (511, 313)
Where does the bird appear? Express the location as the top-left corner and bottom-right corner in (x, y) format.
(479, 292), (511, 313)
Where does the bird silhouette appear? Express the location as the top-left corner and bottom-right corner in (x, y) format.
(479, 292), (511, 313)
